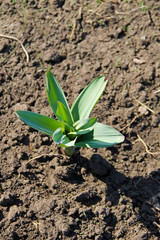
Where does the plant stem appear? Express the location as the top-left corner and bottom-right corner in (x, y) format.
(64, 146), (75, 156)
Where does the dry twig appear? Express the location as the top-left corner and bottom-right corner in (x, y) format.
(120, 115), (139, 131)
(32, 221), (40, 230)
(153, 222), (160, 229)
(18, 152), (67, 178)
(0, 33), (29, 63)
(88, 9), (115, 20)
(154, 89), (160, 94)
(69, 19), (76, 42)
(137, 134), (160, 156)
(115, 6), (147, 15)
(132, 96), (155, 114)
(27, 152), (66, 163)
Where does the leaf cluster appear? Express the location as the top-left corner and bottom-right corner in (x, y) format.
(16, 71), (124, 155)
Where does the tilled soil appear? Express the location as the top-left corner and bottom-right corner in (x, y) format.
(0, 0), (160, 239)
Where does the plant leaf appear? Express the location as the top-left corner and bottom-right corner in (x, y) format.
(52, 128), (64, 144)
(53, 128), (76, 147)
(16, 111), (61, 136)
(74, 117), (97, 130)
(71, 76), (107, 121)
(68, 128), (93, 137)
(76, 129), (93, 135)
(62, 146), (75, 156)
(67, 118), (97, 137)
(56, 101), (73, 126)
(67, 132), (77, 139)
(60, 136), (77, 147)
(46, 71), (73, 123)
(75, 122), (124, 148)
(60, 121), (75, 135)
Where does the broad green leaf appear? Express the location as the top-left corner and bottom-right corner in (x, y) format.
(68, 118), (97, 137)
(46, 71), (73, 123)
(76, 129), (93, 135)
(16, 111), (61, 136)
(71, 76), (107, 121)
(60, 136), (76, 147)
(74, 117), (97, 130)
(52, 128), (64, 144)
(75, 122), (124, 148)
(68, 129), (91, 137)
(53, 128), (76, 147)
(68, 128), (93, 137)
(67, 132), (77, 139)
(56, 102), (73, 126)
(60, 121), (75, 135)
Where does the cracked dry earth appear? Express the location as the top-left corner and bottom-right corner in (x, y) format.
(0, 0), (160, 239)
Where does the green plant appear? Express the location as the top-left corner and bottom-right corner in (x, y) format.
(140, 1), (148, 11)
(16, 71), (124, 156)
(116, 55), (120, 68)
(96, 0), (103, 7)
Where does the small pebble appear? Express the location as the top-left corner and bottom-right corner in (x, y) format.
(138, 106), (149, 115)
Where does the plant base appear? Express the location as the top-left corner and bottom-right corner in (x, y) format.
(63, 146), (75, 156)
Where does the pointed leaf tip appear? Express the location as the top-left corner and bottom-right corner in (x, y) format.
(46, 71), (73, 122)
(56, 101), (73, 125)
(75, 122), (124, 148)
(71, 76), (108, 121)
(16, 111), (61, 136)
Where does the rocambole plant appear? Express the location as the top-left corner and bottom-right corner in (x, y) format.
(16, 71), (124, 156)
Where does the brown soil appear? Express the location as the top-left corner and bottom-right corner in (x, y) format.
(0, 1), (160, 239)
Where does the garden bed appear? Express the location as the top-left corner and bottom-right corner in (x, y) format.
(0, 1), (160, 239)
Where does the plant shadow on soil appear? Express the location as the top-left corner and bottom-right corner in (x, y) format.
(68, 152), (160, 237)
